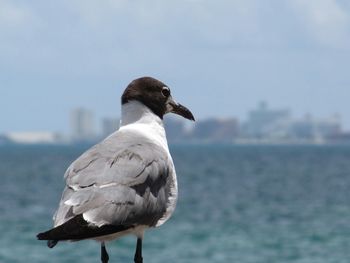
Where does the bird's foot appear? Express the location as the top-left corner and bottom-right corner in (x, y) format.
(134, 255), (143, 263)
(101, 243), (109, 263)
(134, 238), (143, 263)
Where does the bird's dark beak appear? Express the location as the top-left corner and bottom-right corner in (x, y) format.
(166, 96), (195, 121)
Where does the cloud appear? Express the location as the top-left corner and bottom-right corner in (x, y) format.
(1, 1), (350, 132)
(67, 0), (261, 48)
(0, 1), (42, 77)
(0, 0), (37, 29)
(0, 0), (261, 77)
(289, 0), (350, 49)
(1, 0), (350, 78)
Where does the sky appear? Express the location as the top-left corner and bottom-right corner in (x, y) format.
(1, 0), (350, 134)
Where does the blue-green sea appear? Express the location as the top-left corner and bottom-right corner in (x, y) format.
(1, 144), (350, 263)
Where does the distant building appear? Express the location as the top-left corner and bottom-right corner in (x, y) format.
(102, 117), (119, 137)
(288, 115), (315, 140)
(5, 132), (62, 144)
(288, 114), (342, 141)
(243, 101), (291, 138)
(328, 132), (350, 143)
(190, 118), (239, 142)
(70, 108), (96, 142)
(316, 115), (342, 138)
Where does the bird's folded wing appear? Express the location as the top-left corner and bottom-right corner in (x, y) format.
(53, 131), (172, 228)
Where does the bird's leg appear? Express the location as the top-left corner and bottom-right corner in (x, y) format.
(134, 238), (143, 263)
(101, 242), (109, 263)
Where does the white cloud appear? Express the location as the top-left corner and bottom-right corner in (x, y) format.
(0, 1), (42, 72)
(1, 0), (349, 78)
(68, 0), (261, 48)
(0, 0), (37, 28)
(1, 1), (350, 132)
(289, 0), (350, 48)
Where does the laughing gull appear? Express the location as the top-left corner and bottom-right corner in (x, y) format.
(37, 77), (195, 263)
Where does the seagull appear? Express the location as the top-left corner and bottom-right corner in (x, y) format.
(37, 77), (195, 263)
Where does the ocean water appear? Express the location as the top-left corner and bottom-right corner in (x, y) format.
(1, 144), (350, 263)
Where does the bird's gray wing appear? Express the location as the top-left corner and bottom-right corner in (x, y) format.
(53, 130), (173, 228)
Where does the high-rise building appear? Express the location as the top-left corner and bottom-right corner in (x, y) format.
(70, 108), (96, 142)
(243, 101), (291, 138)
(289, 114), (342, 140)
(190, 118), (239, 142)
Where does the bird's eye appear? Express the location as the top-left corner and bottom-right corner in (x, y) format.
(161, 87), (170, 97)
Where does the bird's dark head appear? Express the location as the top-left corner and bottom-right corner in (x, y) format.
(122, 77), (195, 121)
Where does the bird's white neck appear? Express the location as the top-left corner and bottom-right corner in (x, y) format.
(120, 100), (163, 127)
(119, 101), (169, 151)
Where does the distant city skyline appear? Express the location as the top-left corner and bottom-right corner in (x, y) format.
(1, 1), (350, 133)
(2, 101), (347, 145)
(1, 100), (348, 134)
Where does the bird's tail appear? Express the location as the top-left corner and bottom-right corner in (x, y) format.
(37, 230), (59, 248)
(37, 215), (132, 248)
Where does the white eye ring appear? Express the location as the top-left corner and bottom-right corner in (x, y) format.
(161, 87), (170, 97)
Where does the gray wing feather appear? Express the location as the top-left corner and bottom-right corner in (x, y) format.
(53, 130), (171, 228)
